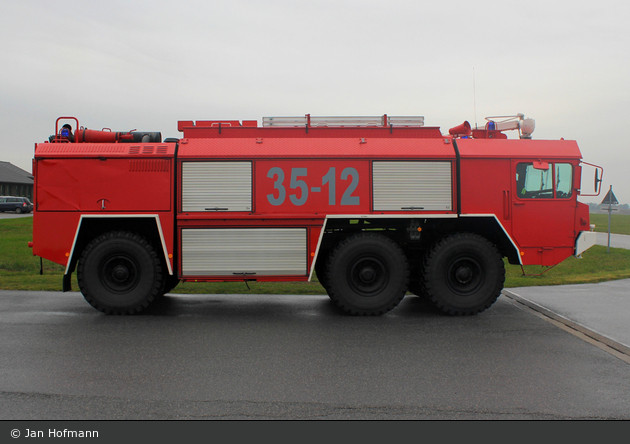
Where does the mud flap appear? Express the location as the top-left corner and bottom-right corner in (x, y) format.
(63, 273), (72, 292)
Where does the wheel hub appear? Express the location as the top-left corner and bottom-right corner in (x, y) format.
(359, 266), (376, 283)
(455, 266), (473, 284)
(447, 257), (483, 296)
(112, 265), (130, 283)
(348, 258), (388, 297)
(101, 255), (139, 293)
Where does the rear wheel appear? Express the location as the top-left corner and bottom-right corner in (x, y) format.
(77, 231), (164, 314)
(422, 233), (504, 315)
(326, 233), (408, 315)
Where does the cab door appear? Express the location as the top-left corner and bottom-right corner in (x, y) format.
(511, 160), (577, 263)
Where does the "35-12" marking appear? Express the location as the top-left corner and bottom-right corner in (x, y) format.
(267, 167), (360, 206)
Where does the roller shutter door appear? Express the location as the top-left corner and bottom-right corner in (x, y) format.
(182, 162), (252, 212)
(372, 161), (452, 211)
(182, 228), (307, 276)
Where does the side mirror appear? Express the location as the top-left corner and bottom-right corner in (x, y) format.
(579, 161), (604, 197)
(594, 169), (603, 193)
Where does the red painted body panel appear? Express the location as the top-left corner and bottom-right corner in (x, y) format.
(178, 136), (454, 159)
(36, 158), (172, 212)
(178, 123), (443, 140)
(459, 158), (512, 220)
(32, 212), (81, 267)
(33, 141), (177, 270)
(456, 138), (582, 159)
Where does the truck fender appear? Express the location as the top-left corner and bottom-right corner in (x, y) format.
(64, 214), (173, 291)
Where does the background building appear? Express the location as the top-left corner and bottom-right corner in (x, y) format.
(0, 161), (33, 200)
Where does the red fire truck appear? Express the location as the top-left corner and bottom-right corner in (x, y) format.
(31, 114), (602, 316)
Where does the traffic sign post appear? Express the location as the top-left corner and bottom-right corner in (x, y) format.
(601, 186), (618, 253)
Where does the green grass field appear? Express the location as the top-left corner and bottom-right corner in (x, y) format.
(589, 213), (630, 235)
(2, 216), (630, 293)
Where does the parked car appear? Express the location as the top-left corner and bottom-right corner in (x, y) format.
(0, 196), (33, 213)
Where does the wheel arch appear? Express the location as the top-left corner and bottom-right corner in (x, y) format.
(456, 215), (521, 265)
(64, 215), (172, 291)
(309, 215), (417, 282)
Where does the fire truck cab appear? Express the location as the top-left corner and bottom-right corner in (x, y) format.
(31, 114), (602, 316)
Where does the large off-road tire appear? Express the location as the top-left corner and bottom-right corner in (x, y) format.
(326, 233), (408, 316)
(422, 233), (504, 315)
(77, 231), (164, 314)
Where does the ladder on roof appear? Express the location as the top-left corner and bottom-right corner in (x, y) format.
(262, 114), (424, 128)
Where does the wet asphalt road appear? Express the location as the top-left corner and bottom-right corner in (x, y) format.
(1, 289), (630, 420)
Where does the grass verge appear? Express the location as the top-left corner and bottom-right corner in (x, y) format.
(589, 213), (630, 235)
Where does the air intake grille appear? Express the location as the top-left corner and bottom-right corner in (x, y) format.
(129, 159), (171, 173)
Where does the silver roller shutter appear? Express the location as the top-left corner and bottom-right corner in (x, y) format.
(182, 228), (307, 276)
(372, 161), (452, 211)
(182, 162), (252, 212)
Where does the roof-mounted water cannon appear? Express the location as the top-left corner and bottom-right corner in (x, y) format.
(482, 113), (535, 139)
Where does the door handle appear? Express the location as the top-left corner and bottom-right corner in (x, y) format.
(503, 191), (510, 220)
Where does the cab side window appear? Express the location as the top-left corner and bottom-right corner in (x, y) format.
(516, 162), (573, 199)
(516, 163), (553, 198)
(555, 163), (573, 198)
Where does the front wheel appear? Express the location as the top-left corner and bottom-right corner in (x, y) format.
(326, 233), (408, 315)
(77, 231), (164, 314)
(422, 233), (504, 315)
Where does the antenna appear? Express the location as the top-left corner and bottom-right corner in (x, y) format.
(473, 68), (478, 129)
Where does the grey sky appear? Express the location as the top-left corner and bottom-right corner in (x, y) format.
(2, 0), (629, 204)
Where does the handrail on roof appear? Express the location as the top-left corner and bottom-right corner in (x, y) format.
(263, 114), (425, 128)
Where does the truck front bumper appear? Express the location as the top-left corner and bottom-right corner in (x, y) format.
(575, 231), (597, 258)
